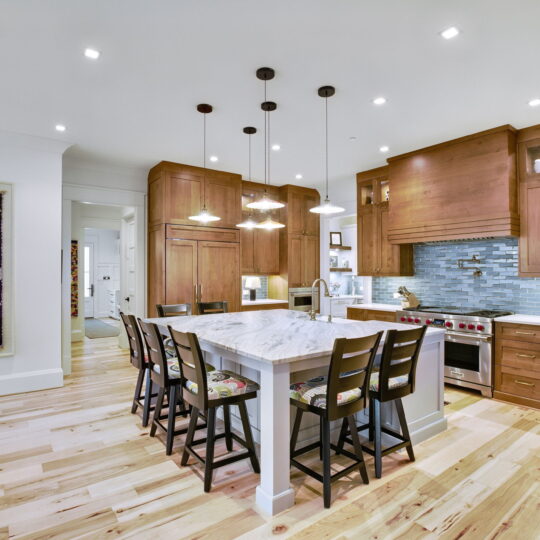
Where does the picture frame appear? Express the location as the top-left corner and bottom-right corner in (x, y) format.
(329, 255), (338, 268)
(0, 183), (14, 357)
(330, 231), (342, 246)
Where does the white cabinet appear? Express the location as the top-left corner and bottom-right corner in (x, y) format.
(108, 289), (120, 319)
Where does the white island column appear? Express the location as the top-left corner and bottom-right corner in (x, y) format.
(255, 361), (296, 515)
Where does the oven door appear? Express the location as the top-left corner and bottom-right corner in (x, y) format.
(444, 332), (492, 387)
(288, 292), (317, 312)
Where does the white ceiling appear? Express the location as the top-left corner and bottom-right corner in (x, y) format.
(1, 0), (540, 191)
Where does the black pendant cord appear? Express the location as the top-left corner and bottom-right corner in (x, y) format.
(325, 95), (329, 200)
(268, 96), (271, 189)
(264, 80), (268, 189)
(248, 132), (251, 181)
(203, 112), (207, 208)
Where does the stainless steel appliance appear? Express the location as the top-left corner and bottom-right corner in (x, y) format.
(288, 287), (319, 312)
(395, 306), (513, 397)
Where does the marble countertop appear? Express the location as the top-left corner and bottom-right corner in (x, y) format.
(241, 299), (288, 306)
(495, 314), (540, 326)
(346, 303), (402, 312)
(146, 309), (444, 365)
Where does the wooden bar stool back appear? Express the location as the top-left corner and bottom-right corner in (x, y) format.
(156, 303), (192, 317)
(289, 331), (383, 508)
(197, 301), (228, 315)
(169, 326), (260, 492)
(120, 312), (154, 427)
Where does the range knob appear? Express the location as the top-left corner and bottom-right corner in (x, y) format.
(426, 319), (432, 325)
(407, 317), (413, 323)
(477, 324), (485, 331)
(414, 318), (421, 324)
(458, 323), (466, 329)
(468, 324), (475, 330)
(400, 317), (406, 322)
(445, 321), (453, 328)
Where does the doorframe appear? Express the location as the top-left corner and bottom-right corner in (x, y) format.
(62, 183), (146, 376)
(83, 238), (97, 318)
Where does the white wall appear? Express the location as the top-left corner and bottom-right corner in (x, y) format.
(0, 131), (69, 395)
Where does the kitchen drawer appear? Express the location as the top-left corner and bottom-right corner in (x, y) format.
(365, 310), (396, 322)
(498, 341), (540, 374)
(498, 366), (540, 401)
(497, 323), (540, 345)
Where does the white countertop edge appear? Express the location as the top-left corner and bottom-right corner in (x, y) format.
(495, 314), (540, 326)
(346, 303), (402, 312)
(242, 299), (288, 306)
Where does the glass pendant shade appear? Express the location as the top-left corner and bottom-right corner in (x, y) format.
(246, 193), (284, 210)
(236, 215), (259, 229)
(255, 216), (286, 230)
(188, 206), (221, 223)
(309, 197), (345, 215)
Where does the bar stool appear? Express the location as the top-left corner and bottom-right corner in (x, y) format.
(120, 312), (156, 427)
(169, 326), (260, 492)
(337, 326), (427, 478)
(289, 332), (383, 508)
(156, 303), (192, 317)
(197, 301), (228, 315)
(138, 319), (206, 455)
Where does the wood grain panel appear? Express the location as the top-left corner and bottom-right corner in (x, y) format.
(288, 234), (304, 287)
(240, 302), (288, 312)
(147, 224), (165, 315)
(240, 228), (255, 274)
(519, 180), (540, 275)
(205, 174), (242, 228)
(165, 239), (197, 307)
(166, 225), (239, 243)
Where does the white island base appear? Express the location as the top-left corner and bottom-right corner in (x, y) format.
(148, 309), (446, 516)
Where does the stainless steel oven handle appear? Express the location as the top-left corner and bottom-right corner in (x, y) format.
(445, 331), (492, 343)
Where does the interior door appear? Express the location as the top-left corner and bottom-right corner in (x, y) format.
(165, 239), (198, 308)
(198, 241), (240, 312)
(84, 242), (95, 318)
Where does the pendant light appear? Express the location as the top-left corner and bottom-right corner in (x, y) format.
(247, 67), (285, 213)
(309, 86), (345, 214)
(237, 127), (259, 229)
(189, 104), (221, 223)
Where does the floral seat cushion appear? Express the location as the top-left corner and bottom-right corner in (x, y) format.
(185, 370), (259, 400)
(369, 371), (408, 391)
(152, 358), (215, 380)
(289, 375), (362, 409)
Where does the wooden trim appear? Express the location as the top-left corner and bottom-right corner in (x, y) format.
(493, 390), (539, 409)
(149, 160), (242, 180)
(516, 124), (540, 143)
(356, 166), (388, 182)
(166, 224), (240, 242)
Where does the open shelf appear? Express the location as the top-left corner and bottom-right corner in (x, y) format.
(330, 267), (353, 272)
(329, 244), (352, 251)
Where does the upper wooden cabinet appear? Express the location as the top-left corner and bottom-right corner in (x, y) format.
(287, 234), (320, 288)
(518, 124), (540, 276)
(357, 167), (413, 277)
(148, 161), (242, 229)
(386, 125), (519, 244)
(280, 185), (320, 235)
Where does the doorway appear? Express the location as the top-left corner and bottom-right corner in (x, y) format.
(83, 241), (95, 318)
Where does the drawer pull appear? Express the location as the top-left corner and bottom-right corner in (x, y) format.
(516, 353), (536, 359)
(513, 379), (535, 387)
(514, 331), (536, 336)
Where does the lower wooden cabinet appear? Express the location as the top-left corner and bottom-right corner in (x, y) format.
(494, 322), (540, 409)
(241, 302), (288, 312)
(347, 307), (397, 323)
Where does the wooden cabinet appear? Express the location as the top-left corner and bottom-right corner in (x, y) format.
(347, 307), (397, 322)
(284, 186), (320, 235)
(148, 225), (241, 315)
(357, 167), (413, 277)
(239, 181), (280, 275)
(287, 234), (319, 288)
(517, 125), (540, 276)
(241, 302), (288, 312)
(495, 322), (540, 409)
(148, 161), (242, 229)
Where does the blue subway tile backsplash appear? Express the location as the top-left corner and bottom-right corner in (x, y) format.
(372, 238), (540, 315)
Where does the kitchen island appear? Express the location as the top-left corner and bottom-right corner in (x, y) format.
(146, 309), (446, 515)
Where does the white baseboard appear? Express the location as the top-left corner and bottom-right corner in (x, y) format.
(0, 368), (64, 396)
(71, 329), (83, 342)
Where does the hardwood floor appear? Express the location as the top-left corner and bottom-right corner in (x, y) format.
(0, 336), (539, 539)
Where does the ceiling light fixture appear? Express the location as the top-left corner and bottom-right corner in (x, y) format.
(237, 127), (260, 229)
(84, 48), (100, 59)
(441, 26), (460, 39)
(379, 145), (389, 153)
(209, 155), (218, 162)
(373, 97), (386, 105)
(271, 144), (281, 151)
(309, 86), (344, 215)
(55, 124), (66, 132)
(529, 98), (540, 107)
(246, 67), (285, 218)
(189, 104), (220, 223)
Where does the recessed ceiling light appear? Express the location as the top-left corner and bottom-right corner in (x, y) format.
(349, 136), (357, 141)
(209, 155), (218, 162)
(295, 174), (303, 180)
(441, 26), (460, 40)
(84, 48), (100, 59)
(55, 124), (66, 132)
(271, 144), (280, 151)
(529, 98), (540, 107)
(373, 97), (386, 106)
(379, 145), (389, 153)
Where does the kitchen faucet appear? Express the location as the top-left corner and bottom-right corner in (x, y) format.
(309, 278), (332, 322)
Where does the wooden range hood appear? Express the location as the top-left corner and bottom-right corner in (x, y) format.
(387, 125), (519, 244)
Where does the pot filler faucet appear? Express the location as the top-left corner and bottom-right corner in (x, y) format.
(309, 278), (332, 322)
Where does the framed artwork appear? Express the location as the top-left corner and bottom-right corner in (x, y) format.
(330, 231), (342, 246)
(0, 183), (13, 357)
(329, 255), (338, 268)
(71, 241), (79, 317)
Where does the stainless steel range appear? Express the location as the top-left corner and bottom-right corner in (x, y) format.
(395, 306), (513, 397)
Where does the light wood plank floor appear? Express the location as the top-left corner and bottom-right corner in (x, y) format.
(0, 336), (539, 539)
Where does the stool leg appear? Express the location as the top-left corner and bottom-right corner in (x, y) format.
(319, 416), (324, 460)
(395, 398), (415, 462)
(290, 408), (303, 457)
(165, 385), (178, 455)
(347, 415), (369, 485)
(321, 417), (332, 508)
(132, 368), (145, 414)
(204, 407), (216, 492)
(181, 406), (199, 466)
(223, 404), (233, 451)
(335, 417), (348, 455)
(368, 397), (374, 442)
(150, 386), (165, 437)
(239, 401), (260, 473)
(142, 369), (153, 427)
(373, 398), (382, 478)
